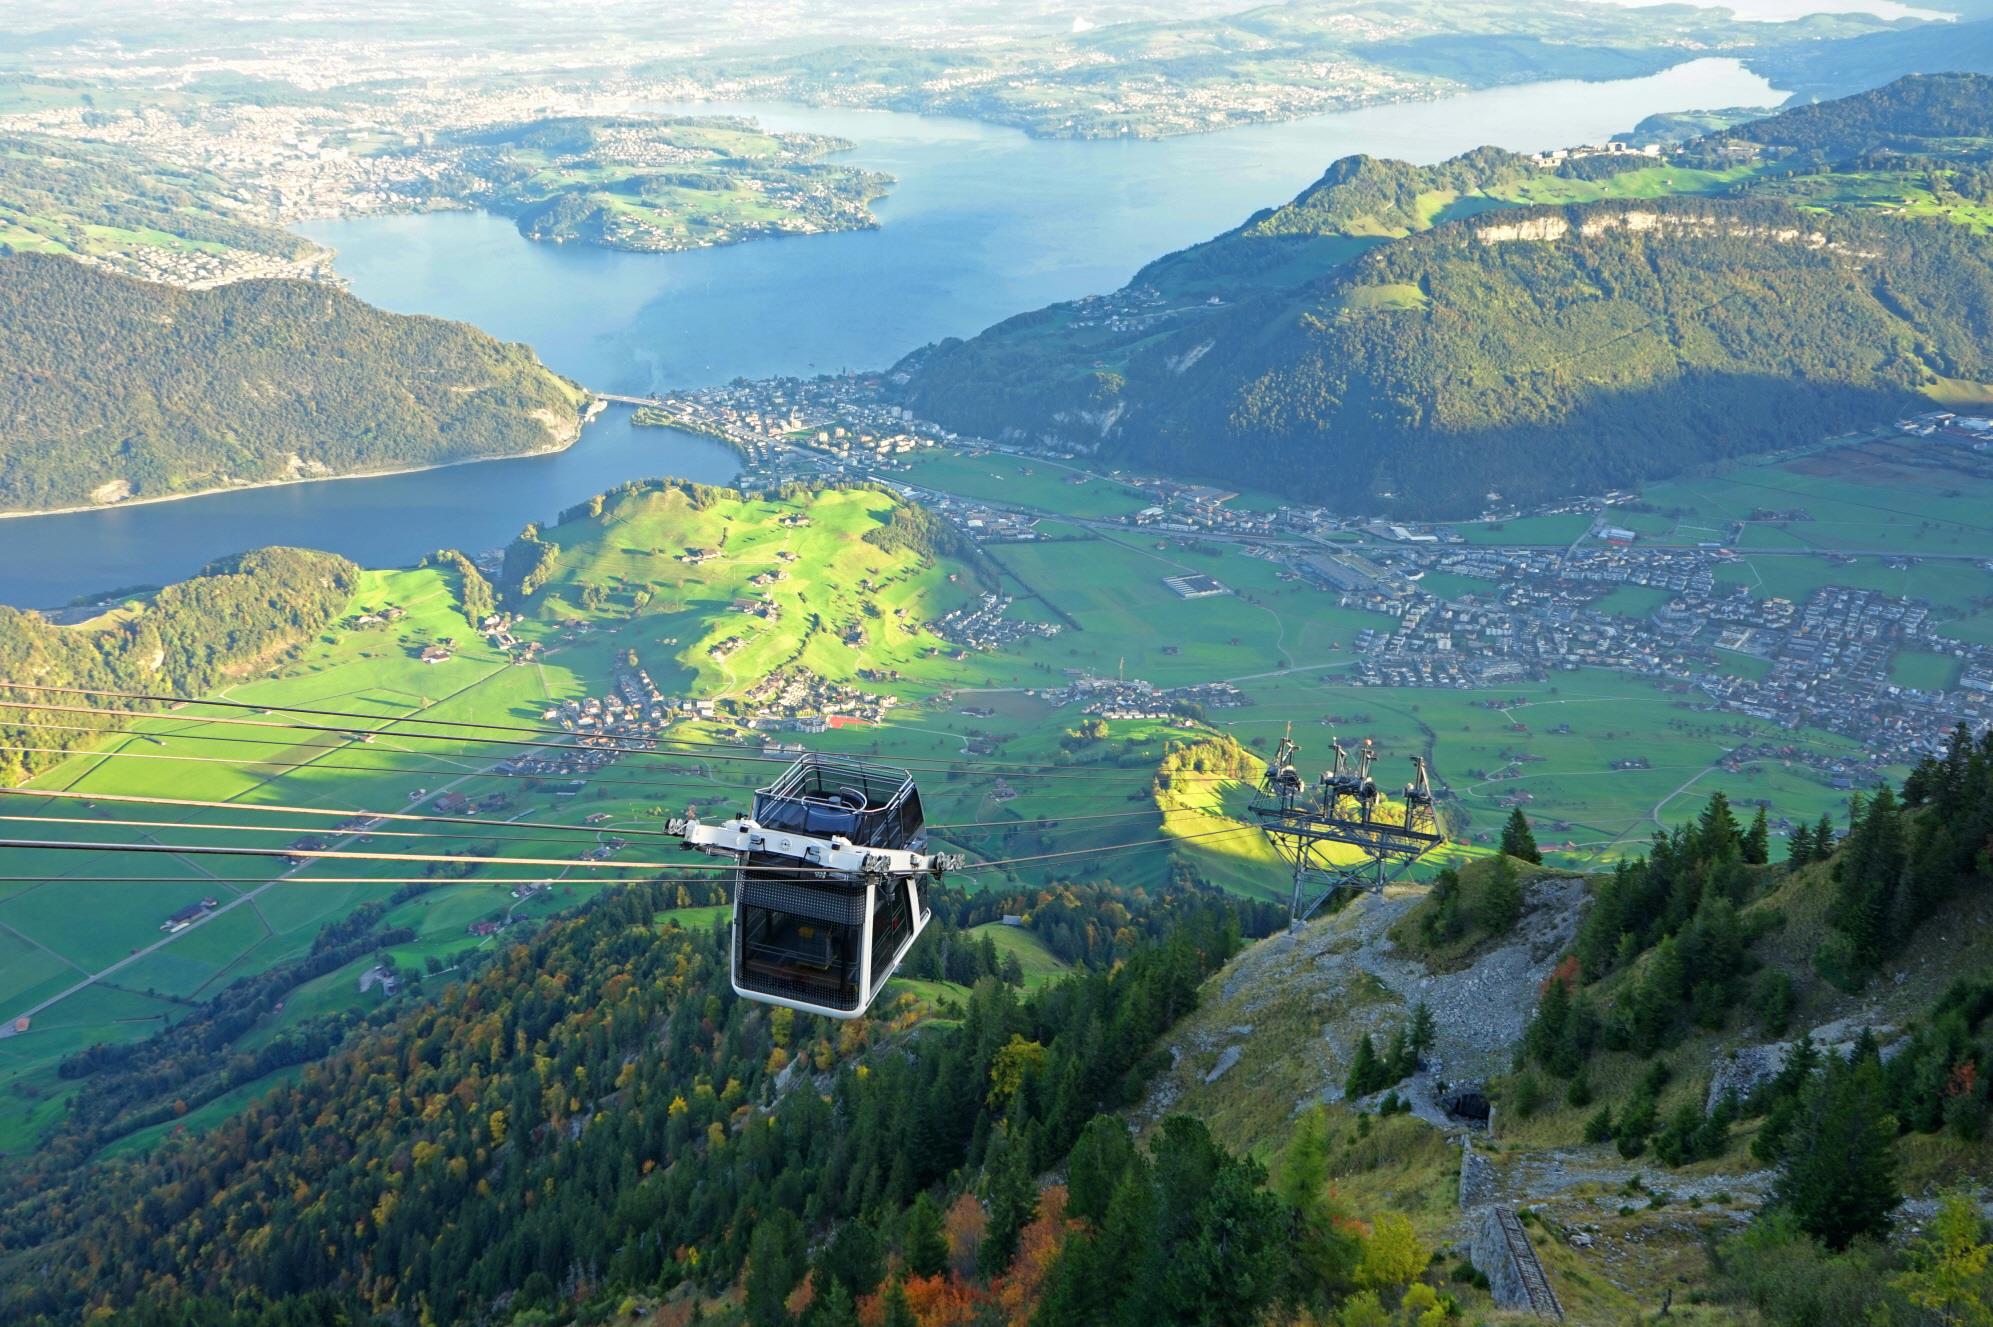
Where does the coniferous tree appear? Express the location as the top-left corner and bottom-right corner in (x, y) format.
(1787, 820), (1817, 867)
(1420, 867), (1464, 943)
(1829, 786), (1908, 973)
(1753, 969), (1796, 1036)
(1897, 819), (1959, 942)
(1065, 1115), (1136, 1227)
(1159, 1158), (1291, 1327)
(1501, 807), (1543, 864)
(1279, 1108), (1364, 1300)
(1345, 1033), (1386, 1099)
(1406, 1001), (1437, 1062)
(745, 1210), (807, 1327)
(1699, 790), (1744, 860)
(811, 1282), (859, 1327)
(902, 1192), (949, 1280)
(1098, 1167), (1163, 1327)
(980, 1129), (1039, 1277)
(1744, 805), (1771, 865)
(1031, 1231), (1106, 1327)
(1771, 1049), (1901, 1250)
(880, 1276), (917, 1327)
(814, 1219), (882, 1302)
(1481, 852), (1525, 933)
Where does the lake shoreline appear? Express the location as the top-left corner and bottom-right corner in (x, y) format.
(0, 61), (1781, 607)
(0, 406), (601, 526)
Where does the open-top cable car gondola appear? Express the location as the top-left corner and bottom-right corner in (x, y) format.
(671, 754), (959, 1019)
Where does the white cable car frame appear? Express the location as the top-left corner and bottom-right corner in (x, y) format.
(671, 755), (957, 1019)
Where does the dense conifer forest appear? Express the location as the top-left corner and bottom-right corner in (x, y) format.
(0, 875), (1282, 1324)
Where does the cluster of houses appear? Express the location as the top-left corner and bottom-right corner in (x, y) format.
(933, 593), (1063, 650)
(1322, 534), (1990, 760)
(737, 666), (898, 730)
(1028, 673), (1248, 721)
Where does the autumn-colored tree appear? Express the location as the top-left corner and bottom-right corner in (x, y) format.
(1337, 1290), (1389, 1327)
(1893, 1189), (1993, 1327)
(988, 1034), (1048, 1108)
(1357, 1211), (1429, 1291)
(902, 1272), (983, 1327)
(990, 1186), (1071, 1326)
(943, 1192), (987, 1281)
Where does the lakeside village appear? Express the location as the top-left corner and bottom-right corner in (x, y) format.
(633, 376), (1993, 772)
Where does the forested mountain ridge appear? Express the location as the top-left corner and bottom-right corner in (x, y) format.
(893, 74), (1993, 517)
(0, 874), (1283, 1323)
(0, 253), (585, 514)
(0, 547), (359, 784)
(1712, 69), (1993, 155)
(902, 195), (1991, 515)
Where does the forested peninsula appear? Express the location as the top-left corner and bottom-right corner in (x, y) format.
(0, 547), (358, 784)
(0, 254), (586, 514)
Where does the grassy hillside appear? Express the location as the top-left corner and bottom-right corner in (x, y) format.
(0, 253), (584, 513)
(896, 74), (1993, 518)
(966, 921), (1073, 989)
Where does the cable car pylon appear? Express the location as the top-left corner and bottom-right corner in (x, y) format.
(1249, 725), (1445, 927)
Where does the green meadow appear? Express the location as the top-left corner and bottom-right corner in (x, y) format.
(0, 438), (1966, 1154)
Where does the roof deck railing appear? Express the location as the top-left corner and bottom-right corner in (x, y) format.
(751, 753), (925, 851)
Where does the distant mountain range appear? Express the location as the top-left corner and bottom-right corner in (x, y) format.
(0, 254), (586, 514)
(892, 74), (1993, 518)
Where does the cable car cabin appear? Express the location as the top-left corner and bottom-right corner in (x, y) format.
(671, 755), (952, 1019)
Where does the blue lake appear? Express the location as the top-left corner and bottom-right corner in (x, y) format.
(0, 58), (1780, 606)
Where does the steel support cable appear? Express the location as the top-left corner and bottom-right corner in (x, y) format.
(3, 714), (1236, 790)
(0, 741), (767, 800)
(0, 788), (1175, 851)
(0, 875), (742, 887)
(0, 813), (675, 851)
(0, 808), (1179, 856)
(13, 725), (1166, 818)
(0, 821), (1261, 878)
(925, 807), (1167, 831)
(0, 685), (1246, 783)
(0, 786), (702, 840)
(0, 838), (739, 872)
(962, 823), (1259, 870)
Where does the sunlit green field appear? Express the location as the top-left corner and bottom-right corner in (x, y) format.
(0, 428), (1965, 1155)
